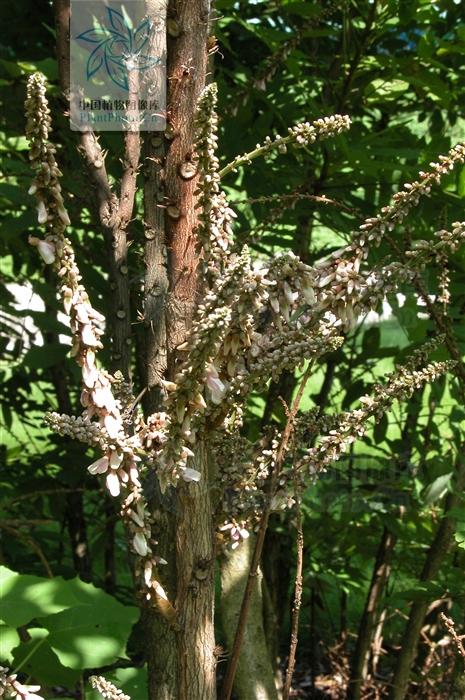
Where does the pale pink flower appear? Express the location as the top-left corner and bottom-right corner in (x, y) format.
(92, 384), (116, 412)
(86, 349), (96, 368)
(37, 200), (47, 224)
(57, 205), (70, 226)
(82, 362), (99, 389)
(11, 680), (44, 700)
(63, 289), (73, 315)
(108, 450), (123, 469)
(106, 471), (121, 497)
(118, 468), (129, 484)
(37, 240), (56, 264)
(128, 464), (141, 487)
(133, 532), (148, 556)
(88, 456), (109, 475)
(103, 414), (121, 439)
(29, 236), (55, 264)
(81, 324), (99, 347)
(75, 304), (90, 324)
(204, 364), (226, 405)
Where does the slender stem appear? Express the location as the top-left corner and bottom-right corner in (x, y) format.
(220, 363), (314, 700)
(0, 524), (53, 578)
(219, 131), (303, 179)
(282, 477), (304, 700)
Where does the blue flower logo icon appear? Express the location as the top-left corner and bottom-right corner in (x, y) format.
(76, 6), (161, 90)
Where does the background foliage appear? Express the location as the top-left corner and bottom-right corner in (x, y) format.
(1, 1), (465, 697)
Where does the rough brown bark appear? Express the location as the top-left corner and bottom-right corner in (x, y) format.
(146, 2), (214, 698)
(142, 13), (178, 692)
(175, 443), (216, 699)
(164, 0), (210, 366)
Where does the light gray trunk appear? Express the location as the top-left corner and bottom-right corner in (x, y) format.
(221, 535), (279, 700)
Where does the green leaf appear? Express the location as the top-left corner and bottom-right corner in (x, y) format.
(390, 581), (445, 603)
(374, 413), (389, 444)
(362, 327), (380, 354)
(11, 629), (80, 686)
(454, 522), (465, 550)
(343, 380), (367, 409)
(458, 166), (465, 198)
(0, 567), (86, 626)
(41, 600), (139, 669)
(422, 473), (452, 506)
(22, 342), (69, 370)
(0, 624), (20, 662)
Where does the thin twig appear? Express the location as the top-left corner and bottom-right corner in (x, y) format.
(283, 470), (304, 700)
(220, 363), (314, 700)
(0, 524), (53, 577)
(440, 613), (465, 660)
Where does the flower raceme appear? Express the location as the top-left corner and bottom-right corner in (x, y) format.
(26, 72), (465, 557)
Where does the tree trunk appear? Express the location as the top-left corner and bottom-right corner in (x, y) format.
(347, 526), (396, 700)
(348, 390), (423, 699)
(175, 442), (216, 698)
(144, 1), (214, 697)
(142, 3), (178, 693)
(221, 535), (279, 700)
(389, 454), (465, 700)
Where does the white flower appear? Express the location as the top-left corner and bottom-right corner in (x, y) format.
(75, 304), (90, 324)
(82, 362), (99, 388)
(104, 414), (121, 439)
(81, 324), (99, 347)
(109, 450), (123, 468)
(37, 200), (48, 224)
(57, 205), (70, 226)
(128, 464), (141, 487)
(181, 467), (201, 483)
(29, 236), (56, 264)
(106, 471), (121, 497)
(37, 240), (56, 264)
(88, 456), (109, 475)
(12, 680), (44, 700)
(130, 508), (145, 528)
(144, 561), (153, 585)
(204, 364), (227, 404)
(133, 532), (148, 556)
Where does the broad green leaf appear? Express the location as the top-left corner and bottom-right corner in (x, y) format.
(22, 343), (70, 370)
(40, 599), (138, 669)
(0, 567), (88, 626)
(0, 624), (20, 662)
(11, 628), (80, 686)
